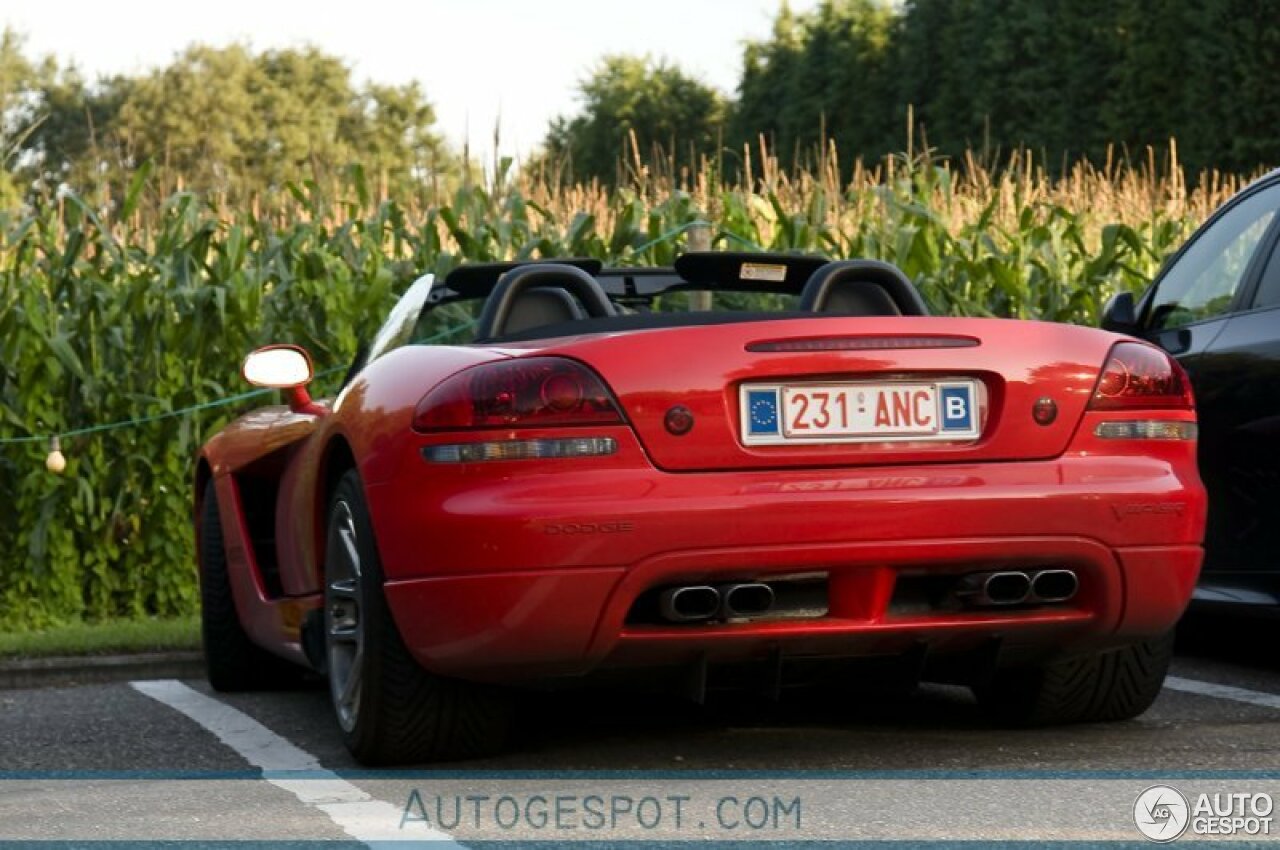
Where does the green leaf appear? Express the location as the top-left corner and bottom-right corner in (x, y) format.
(121, 161), (156, 221)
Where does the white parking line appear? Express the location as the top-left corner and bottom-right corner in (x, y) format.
(1164, 675), (1280, 711)
(131, 679), (456, 846)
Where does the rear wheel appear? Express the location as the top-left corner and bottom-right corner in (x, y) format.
(976, 632), (1174, 726)
(199, 480), (298, 691)
(325, 469), (509, 764)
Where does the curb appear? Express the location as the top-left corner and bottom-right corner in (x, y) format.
(0, 651), (205, 690)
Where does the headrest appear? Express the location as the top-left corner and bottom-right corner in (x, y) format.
(799, 260), (929, 316)
(476, 263), (615, 340)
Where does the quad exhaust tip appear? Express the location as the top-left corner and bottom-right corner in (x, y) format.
(659, 585), (721, 622)
(721, 582), (775, 619)
(657, 568), (1077, 623)
(1031, 569), (1079, 603)
(658, 581), (777, 622)
(977, 571), (1032, 605)
(957, 568), (1079, 607)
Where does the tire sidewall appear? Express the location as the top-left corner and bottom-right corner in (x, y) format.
(326, 469), (394, 755)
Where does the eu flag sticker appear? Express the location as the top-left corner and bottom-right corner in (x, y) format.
(747, 389), (780, 435)
(940, 385), (973, 432)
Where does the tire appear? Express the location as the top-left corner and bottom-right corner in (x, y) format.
(976, 632), (1174, 726)
(199, 480), (299, 691)
(324, 469), (510, 764)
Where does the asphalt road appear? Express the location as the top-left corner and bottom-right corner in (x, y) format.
(4, 613), (1280, 844)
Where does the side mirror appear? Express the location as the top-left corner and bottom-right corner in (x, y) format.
(242, 345), (325, 416)
(1101, 291), (1138, 334)
(243, 344), (313, 388)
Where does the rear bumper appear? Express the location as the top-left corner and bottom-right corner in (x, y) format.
(372, 439), (1204, 681)
(383, 539), (1201, 681)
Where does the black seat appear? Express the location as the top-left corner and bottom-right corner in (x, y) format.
(499, 288), (585, 335)
(799, 260), (929, 317)
(477, 263), (615, 340)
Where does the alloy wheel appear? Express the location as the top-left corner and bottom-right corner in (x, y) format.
(325, 500), (364, 733)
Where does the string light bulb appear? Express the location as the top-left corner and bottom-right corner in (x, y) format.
(46, 436), (66, 474)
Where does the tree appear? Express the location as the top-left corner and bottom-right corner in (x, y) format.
(1184, 0), (1280, 174)
(4, 40), (453, 201)
(792, 0), (896, 162)
(733, 2), (805, 162)
(344, 81), (452, 189)
(541, 55), (729, 184)
(894, 0), (972, 153)
(0, 28), (49, 204)
(1040, 0), (1122, 165)
(112, 44), (263, 192)
(1102, 0), (1197, 169)
(25, 69), (133, 193)
(732, 0), (898, 174)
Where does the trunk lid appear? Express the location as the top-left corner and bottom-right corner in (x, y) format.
(519, 316), (1119, 472)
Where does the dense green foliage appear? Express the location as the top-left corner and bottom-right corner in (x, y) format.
(540, 56), (729, 185)
(887, 0), (1280, 175)
(0, 33), (451, 206)
(734, 0), (898, 169)
(7, 3), (1279, 195)
(549, 0), (1280, 181)
(0, 153), (1232, 627)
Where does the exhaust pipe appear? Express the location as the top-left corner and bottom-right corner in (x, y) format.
(957, 571), (1031, 606)
(1030, 569), (1079, 603)
(720, 582), (775, 619)
(659, 585), (720, 622)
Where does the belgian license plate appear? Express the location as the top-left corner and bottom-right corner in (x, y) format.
(740, 380), (980, 445)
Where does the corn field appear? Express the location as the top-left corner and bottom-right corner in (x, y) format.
(0, 147), (1253, 628)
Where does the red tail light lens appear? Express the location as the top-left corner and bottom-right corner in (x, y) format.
(413, 357), (624, 431)
(1088, 342), (1193, 411)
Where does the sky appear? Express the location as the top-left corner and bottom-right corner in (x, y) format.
(1, 0), (817, 162)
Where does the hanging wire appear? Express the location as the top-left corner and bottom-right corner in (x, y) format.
(0, 318), (478, 448)
(1, 220), (766, 450)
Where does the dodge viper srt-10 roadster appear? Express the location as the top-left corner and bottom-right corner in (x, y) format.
(196, 252), (1206, 764)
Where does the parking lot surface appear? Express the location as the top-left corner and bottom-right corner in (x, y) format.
(3, 616), (1279, 844)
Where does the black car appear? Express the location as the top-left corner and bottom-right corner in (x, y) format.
(1104, 168), (1280, 609)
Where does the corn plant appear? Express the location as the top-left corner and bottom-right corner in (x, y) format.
(0, 147), (1245, 627)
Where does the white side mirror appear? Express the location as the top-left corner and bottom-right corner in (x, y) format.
(242, 345), (314, 389)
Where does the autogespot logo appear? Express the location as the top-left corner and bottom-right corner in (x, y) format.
(1134, 785), (1190, 842)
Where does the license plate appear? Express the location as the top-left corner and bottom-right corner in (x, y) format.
(740, 380), (981, 445)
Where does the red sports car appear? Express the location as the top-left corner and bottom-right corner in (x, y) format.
(196, 253), (1206, 764)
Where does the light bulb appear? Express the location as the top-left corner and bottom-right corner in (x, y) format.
(46, 437), (66, 474)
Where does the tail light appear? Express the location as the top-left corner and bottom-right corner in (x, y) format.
(1088, 342), (1194, 411)
(413, 357), (624, 431)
